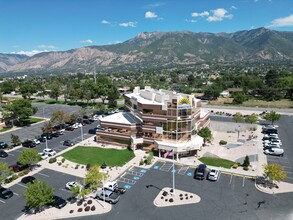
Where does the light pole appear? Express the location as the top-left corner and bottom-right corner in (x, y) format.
(100, 169), (106, 209)
(81, 125), (84, 141)
(45, 137), (48, 149)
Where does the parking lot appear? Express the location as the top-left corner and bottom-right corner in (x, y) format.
(0, 169), (83, 220)
(267, 115), (293, 183)
(73, 161), (293, 220)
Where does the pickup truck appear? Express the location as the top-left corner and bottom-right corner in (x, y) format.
(95, 189), (120, 204)
(103, 181), (126, 194)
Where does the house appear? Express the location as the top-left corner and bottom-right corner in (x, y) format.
(96, 86), (210, 159)
(220, 90), (230, 98)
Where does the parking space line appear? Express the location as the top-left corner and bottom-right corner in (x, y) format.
(286, 176), (293, 180)
(16, 183), (28, 188)
(217, 172), (221, 182)
(178, 166), (189, 175)
(229, 175), (233, 184)
(160, 163), (173, 172)
(242, 177), (245, 187)
(36, 172), (50, 177)
(117, 177), (136, 184)
(59, 188), (70, 193)
(127, 170), (143, 177)
(14, 192), (19, 196)
(0, 199), (5, 204)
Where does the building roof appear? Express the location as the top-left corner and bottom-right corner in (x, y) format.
(100, 112), (141, 125)
(125, 93), (163, 105)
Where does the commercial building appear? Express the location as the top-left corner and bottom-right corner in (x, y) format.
(96, 86), (210, 159)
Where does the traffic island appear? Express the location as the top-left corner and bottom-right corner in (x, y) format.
(154, 187), (200, 207)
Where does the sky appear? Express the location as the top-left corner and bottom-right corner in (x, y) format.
(0, 0), (293, 56)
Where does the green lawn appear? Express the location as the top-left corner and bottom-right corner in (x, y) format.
(24, 117), (44, 124)
(62, 146), (135, 166)
(199, 157), (235, 169)
(0, 127), (12, 133)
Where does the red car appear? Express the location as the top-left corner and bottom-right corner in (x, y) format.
(65, 126), (75, 131)
(9, 163), (29, 172)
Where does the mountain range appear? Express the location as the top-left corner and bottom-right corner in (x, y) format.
(1, 27), (293, 75)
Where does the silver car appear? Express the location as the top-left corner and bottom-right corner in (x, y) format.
(96, 189), (120, 204)
(207, 169), (219, 181)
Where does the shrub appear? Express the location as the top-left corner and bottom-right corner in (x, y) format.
(139, 159), (144, 166)
(77, 201), (83, 206)
(75, 165), (79, 169)
(232, 163), (239, 169)
(242, 155), (250, 167)
(69, 210), (74, 214)
(49, 157), (57, 163)
(169, 198), (174, 202)
(87, 200), (92, 205)
(78, 208), (83, 212)
(162, 191), (168, 196)
(61, 158), (65, 163)
(219, 140), (227, 145)
(243, 166), (249, 171)
(91, 205), (96, 211)
(85, 206), (90, 212)
(145, 152), (154, 165)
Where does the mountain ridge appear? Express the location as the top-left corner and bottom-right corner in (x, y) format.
(1, 27), (293, 74)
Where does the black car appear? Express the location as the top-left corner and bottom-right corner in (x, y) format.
(194, 164), (207, 180)
(51, 132), (60, 138)
(41, 133), (53, 140)
(51, 195), (67, 209)
(37, 137), (47, 142)
(0, 187), (13, 199)
(83, 119), (92, 124)
(88, 127), (98, 134)
(21, 176), (36, 184)
(63, 140), (74, 146)
(0, 141), (8, 149)
(22, 140), (37, 148)
(0, 150), (8, 158)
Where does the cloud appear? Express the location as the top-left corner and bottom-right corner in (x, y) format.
(80, 39), (93, 44)
(230, 6), (237, 10)
(10, 50), (51, 56)
(268, 14), (293, 28)
(191, 11), (209, 17)
(119, 21), (137, 27)
(145, 11), (158, 19)
(145, 2), (165, 8)
(207, 8), (233, 22)
(185, 19), (197, 23)
(101, 20), (111, 25)
(37, 44), (57, 49)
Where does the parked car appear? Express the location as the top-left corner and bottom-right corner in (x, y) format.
(41, 133), (53, 140)
(51, 195), (67, 209)
(194, 164), (207, 180)
(39, 152), (49, 160)
(88, 127), (98, 134)
(63, 140), (74, 147)
(207, 169), (219, 181)
(0, 141), (8, 149)
(0, 150), (8, 158)
(21, 176), (36, 184)
(0, 187), (13, 199)
(264, 148), (284, 157)
(65, 181), (82, 190)
(262, 125), (275, 131)
(22, 140), (37, 148)
(51, 132), (60, 138)
(83, 119), (92, 124)
(37, 137), (47, 143)
(263, 143), (281, 149)
(9, 163), (29, 172)
(264, 128), (278, 134)
(56, 130), (64, 135)
(65, 126), (75, 131)
(95, 189), (120, 204)
(33, 139), (41, 145)
(43, 148), (57, 156)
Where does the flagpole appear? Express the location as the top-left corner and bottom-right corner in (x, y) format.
(172, 150), (175, 196)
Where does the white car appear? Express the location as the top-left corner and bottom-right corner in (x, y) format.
(33, 139), (41, 145)
(43, 148), (57, 156)
(39, 152), (49, 160)
(65, 181), (81, 190)
(207, 169), (219, 181)
(264, 148), (284, 157)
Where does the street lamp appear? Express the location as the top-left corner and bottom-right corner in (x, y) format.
(100, 169), (107, 209)
(81, 125), (84, 141)
(45, 137), (48, 149)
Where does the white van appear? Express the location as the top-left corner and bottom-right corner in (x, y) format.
(264, 148), (284, 157)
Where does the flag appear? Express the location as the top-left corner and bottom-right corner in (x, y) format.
(164, 149), (173, 158)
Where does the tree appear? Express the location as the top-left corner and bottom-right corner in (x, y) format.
(18, 149), (41, 166)
(263, 164), (287, 184)
(49, 83), (61, 101)
(245, 113), (259, 124)
(264, 111), (281, 125)
(242, 155), (250, 167)
(0, 162), (13, 183)
(233, 112), (244, 123)
(232, 92), (247, 104)
(84, 165), (106, 191)
(2, 99), (37, 123)
(50, 110), (70, 125)
(24, 180), (54, 211)
(197, 127), (212, 145)
(41, 121), (53, 133)
(11, 134), (21, 147)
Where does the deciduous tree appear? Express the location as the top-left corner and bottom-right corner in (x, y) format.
(197, 127), (212, 145)
(11, 134), (21, 147)
(24, 180), (54, 210)
(233, 112), (244, 123)
(263, 164), (287, 184)
(18, 149), (41, 166)
(245, 113), (259, 124)
(264, 111), (281, 125)
(84, 165), (106, 191)
(0, 162), (13, 183)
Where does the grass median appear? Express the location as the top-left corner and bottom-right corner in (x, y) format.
(199, 157), (234, 169)
(62, 146), (135, 166)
